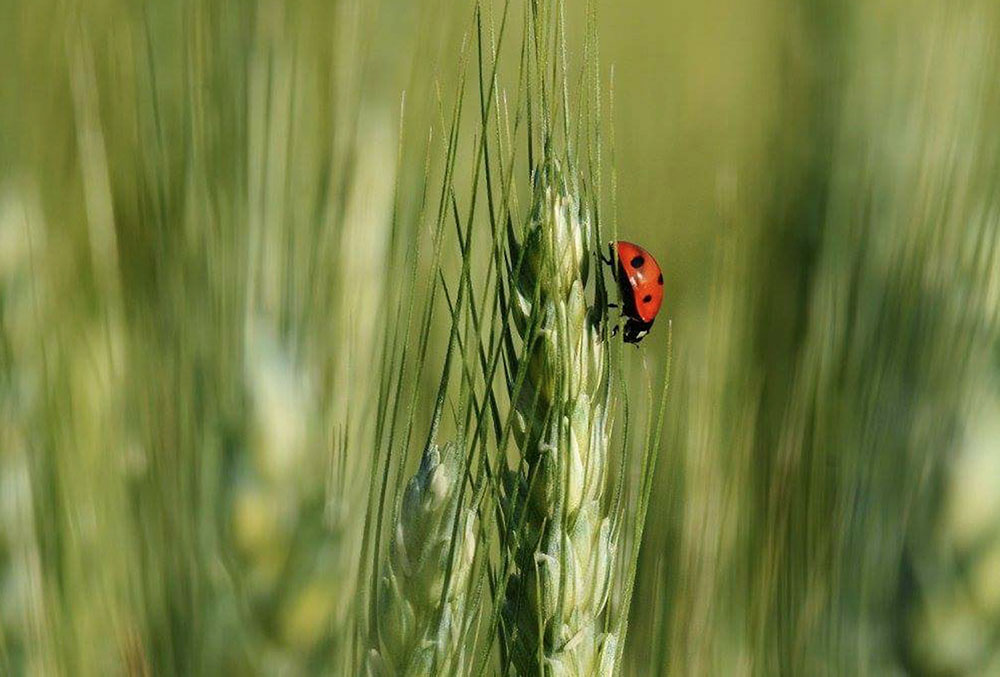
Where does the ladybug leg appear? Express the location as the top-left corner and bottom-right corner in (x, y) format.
(611, 325), (619, 338)
(607, 302), (618, 309)
(599, 243), (614, 266)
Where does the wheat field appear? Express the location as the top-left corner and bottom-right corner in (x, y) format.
(1, 0), (999, 675)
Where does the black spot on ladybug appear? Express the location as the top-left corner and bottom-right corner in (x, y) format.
(630, 255), (645, 268)
(642, 294), (653, 303)
(657, 273), (663, 285)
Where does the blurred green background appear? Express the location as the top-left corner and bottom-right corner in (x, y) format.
(2, 0), (999, 674)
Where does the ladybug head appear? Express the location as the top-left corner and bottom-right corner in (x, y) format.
(622, 318), (653, 344)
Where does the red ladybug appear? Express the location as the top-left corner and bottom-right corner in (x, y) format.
(606, 241), (664, 344)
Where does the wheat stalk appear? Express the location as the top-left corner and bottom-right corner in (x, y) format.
(501, 160), (616, 675)
(368, 440), (477, 676)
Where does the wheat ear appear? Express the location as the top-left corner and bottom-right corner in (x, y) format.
(502, 160), (616, 675)
(368, 441), (477, 676)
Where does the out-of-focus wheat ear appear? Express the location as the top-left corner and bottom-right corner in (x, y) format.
(367, 441), (477, 676)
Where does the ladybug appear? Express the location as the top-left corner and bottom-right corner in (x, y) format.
(604, 240), (664, 344)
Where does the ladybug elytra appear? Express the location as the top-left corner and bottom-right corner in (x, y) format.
(606, 240), (664, 344)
